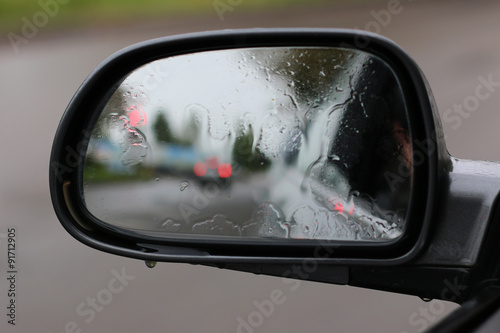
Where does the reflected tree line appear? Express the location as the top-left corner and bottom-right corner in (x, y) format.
(152, 111), (271, 172)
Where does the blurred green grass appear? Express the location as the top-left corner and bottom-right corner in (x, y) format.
(0, 0), (331, 33)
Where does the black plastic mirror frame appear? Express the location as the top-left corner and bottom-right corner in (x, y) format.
(49, 28), (445, 265)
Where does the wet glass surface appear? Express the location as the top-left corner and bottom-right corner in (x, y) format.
(83, 47), (412, 241)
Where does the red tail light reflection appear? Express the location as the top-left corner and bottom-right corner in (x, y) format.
(193, 162), (207, 177)
(330, 200), (355, 216)
(218, 163), (232, 178)
(193, 157), (232, 178)
(127, 105), (148, 127)
(205, 156), (219, 169)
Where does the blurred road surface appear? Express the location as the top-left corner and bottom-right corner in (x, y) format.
(1, 0), (500, 332)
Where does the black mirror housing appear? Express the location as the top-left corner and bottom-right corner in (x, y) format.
(50, 28), (447, 268)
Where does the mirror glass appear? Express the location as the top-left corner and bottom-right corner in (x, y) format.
(82, 47), (413, 242)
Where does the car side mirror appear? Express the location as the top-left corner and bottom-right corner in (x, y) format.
(54, 29), (486, 301)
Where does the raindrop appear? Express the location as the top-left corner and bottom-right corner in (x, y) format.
(161, 219), (181, 232)
(145, 261), (157, 269)
(180, 181), (189, 191)
(328, 154), (340, 161)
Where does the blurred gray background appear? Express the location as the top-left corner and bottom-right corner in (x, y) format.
(1, 0), (500, 332)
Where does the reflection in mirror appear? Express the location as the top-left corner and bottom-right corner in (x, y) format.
(83, 47), (412, 242)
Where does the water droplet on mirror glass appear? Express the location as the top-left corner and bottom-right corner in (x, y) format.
(180, 181), (189, 191)
(161, 219), (181, 232)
